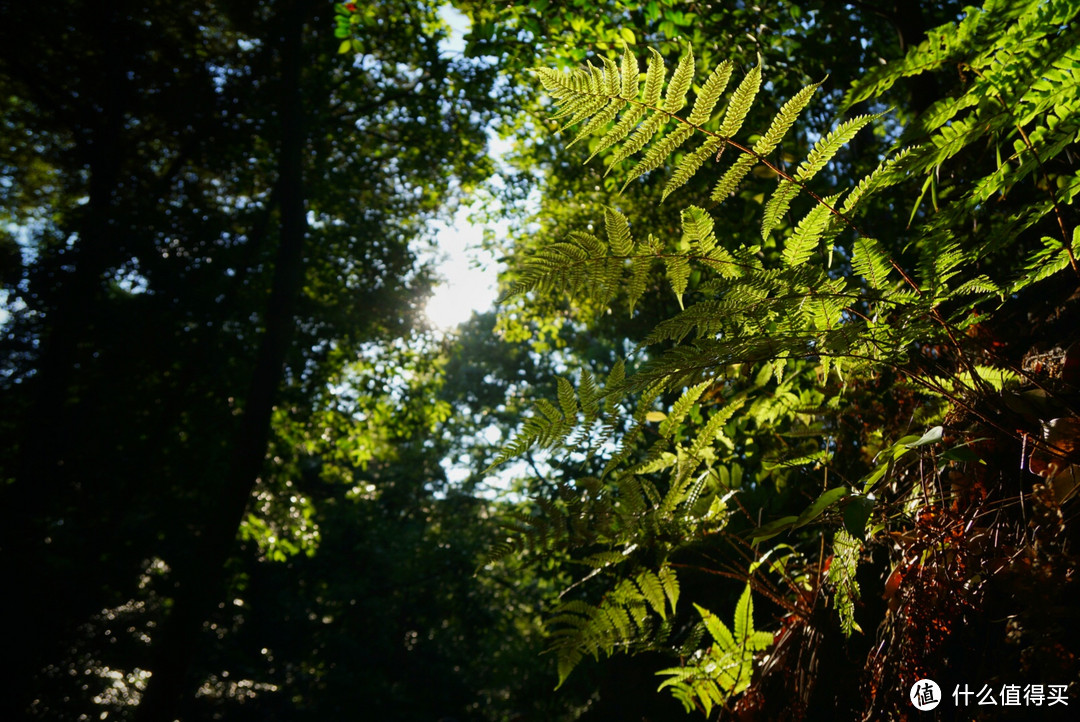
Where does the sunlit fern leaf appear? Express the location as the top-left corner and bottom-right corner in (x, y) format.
(754, 80), (821, 156)
(665, 254), (691, 308)
(827, 529), (863, 636)
(710, 152), (758, 202)
(716, 64), (762, 150)
(851, 237), (892, 290)
(664, 44), (695, 112)
(687, 59), (734, 126)
(627, 256), (653, 315)
(602, 55), (620, 97)
(659, 381), (711, 438)
(569, 98), (625, 148)
(948, 274), (1001, 299)
(690, 398), (745, 457)
(840, 146), (916, 215)
(643, 47), (666, 106)
(681, 205), (717, 256)
(794, 112), (883, 183)
(623, 124), (695, 189)
(587, 105), (647, 164)
(664, 136), (723, 201)
(557, 376), (578, 420)
(604, 206), (634, 256)
(782, 193), (842, 267)
(609, 112), (669, 172)
(761, 179), (801, 239)
(579, 368), (601, 422)
(604, 360), (627, 414)
(636, 569), (669, 619)
(620, 43), (638, 99)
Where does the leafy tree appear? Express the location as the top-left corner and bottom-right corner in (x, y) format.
(491, 0), (1080, 718)
(0, 0), (505, 718)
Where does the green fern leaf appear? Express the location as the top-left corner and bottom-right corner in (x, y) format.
(609, 112), (668, 172)
(664, 44), (695, 112)
(587, 104), (647, 164)
(751, 80), (821, 157)
(687, 59), (734, 126)
(761, 180), (800, 239)
(659, 381), (711, 438)
(795, 112), (882, 183)
(717, 64), (762, 144)
(601, 55), (620, 97)
(627, 256), (652, 315)
(681, 205), (718, 256)
(604, 206), (634, 256)
(569, 98), (625, 148)
(620, 43), (639, 100)
(840, 147), (916, 215)
(557, 376), (578, 420)
(690, 398), (745, 457)
(710, 153), (758, 202)
(851, 237), (892, 290)
(623, 124), (694, 188)
(695, 602), (737, 652)
(664, 136), (723, 201)
(636, 569), (669, 619)
(643, 47), (666, 106)
(733, 583), (754, 642)
(782, 193), (840, 267)
(827, 529), (863, 636)
(665, 254), (691, 309)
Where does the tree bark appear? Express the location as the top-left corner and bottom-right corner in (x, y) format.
(134, 2), (310, 718)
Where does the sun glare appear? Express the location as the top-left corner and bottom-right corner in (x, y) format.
(424, 212), (499, 330)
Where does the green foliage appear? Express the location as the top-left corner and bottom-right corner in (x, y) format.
(492, 1), (1080, 714)
(656, 585), (773, 716)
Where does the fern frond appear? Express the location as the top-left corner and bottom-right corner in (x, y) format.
(619, 43), (638, 99)
(636, 569), (669, 619)
(753, 80), (821, 157)
(782, 193), (842, 267)
(717, 64), (763, 148)
(827, 529), (863, 636)
(658, 564), (680, 610)
(690, 398), (746, 457)
(623, 124), (694, 188)
(794, 113), (882, 183)
(761, 180), (801, 239)
(664, 44), (695, 112)
(681, 205), (718, 256)
(604, 206), (634, 256)
(710, 153), (758, 202)
(665, 254), (691, 309)
(569, 98), (625, 148)
(664, 136), (723, 201)
(688, 59), (734, 126)
(643, 47), (666, 106)
(840, 147), (916, 215)
(851, 237), (893, 290)
(557, 376), (578, 420)
(608, 112), (668, 171)
(659, 381), (711, 438)
(586, 105), (647, 164)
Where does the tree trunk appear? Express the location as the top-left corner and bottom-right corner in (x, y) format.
(134, 2), (310, 718)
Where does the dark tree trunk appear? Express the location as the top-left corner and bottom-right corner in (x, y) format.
(134, 2), (310, 718)
(0, 4), (133, 716)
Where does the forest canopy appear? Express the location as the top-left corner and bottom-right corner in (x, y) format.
(1, 0), (1079, 720)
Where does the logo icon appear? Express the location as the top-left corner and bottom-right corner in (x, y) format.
(911, 679), (942, 711)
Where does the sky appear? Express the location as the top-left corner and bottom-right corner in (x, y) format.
(422, 5), (504, 331)
(423, 207), (502, 330)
